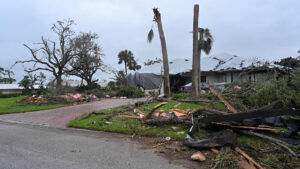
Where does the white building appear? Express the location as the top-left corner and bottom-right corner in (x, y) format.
(126, 53), (287, 92)
(0, 84), (40, 95)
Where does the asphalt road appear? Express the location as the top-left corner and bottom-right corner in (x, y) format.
(0, 122), (184, 169)
(0, 98), (149, 127)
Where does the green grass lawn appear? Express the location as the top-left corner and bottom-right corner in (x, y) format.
(0, 96), (68, 115)
(68, 101), (225, 139)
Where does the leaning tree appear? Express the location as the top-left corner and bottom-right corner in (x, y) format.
(147, 8), (171, 98)
(67, 32), (104, 86)
(15, 19), (76, 88)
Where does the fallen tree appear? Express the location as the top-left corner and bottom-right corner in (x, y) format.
(195, 109), (300, 126)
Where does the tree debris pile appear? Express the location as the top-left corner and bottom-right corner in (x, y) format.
(19, 93), (98, 104)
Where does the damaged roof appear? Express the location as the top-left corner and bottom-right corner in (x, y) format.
(137, 53), (283, 75)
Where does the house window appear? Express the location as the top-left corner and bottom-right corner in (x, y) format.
(201, 76), (206, 82)
(249, 72), (252, 82)
(231, 72), (233, 82)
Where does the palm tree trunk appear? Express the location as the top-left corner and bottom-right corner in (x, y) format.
(154, 9), (171, 97)
(124, 62), (127, 75)
(192, 4), (199, 97)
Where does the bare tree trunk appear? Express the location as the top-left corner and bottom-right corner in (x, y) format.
(154, 9), (171, 98)
(192, 4), (199, 97)
(56, 75), (62, 89)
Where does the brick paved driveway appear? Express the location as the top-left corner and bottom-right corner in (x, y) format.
(0, 98), (149, 127)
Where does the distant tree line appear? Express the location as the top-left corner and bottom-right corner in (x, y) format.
(274, 56), (300, 68)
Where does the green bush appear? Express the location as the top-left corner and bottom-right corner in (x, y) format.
(75, 82), (100, 92)
(171, 93), (191, 100)
(248, 80), (300, 108)
(118, 87), (144, 98)
(0, 93), (22, 98)
(248, 82), (279, 107)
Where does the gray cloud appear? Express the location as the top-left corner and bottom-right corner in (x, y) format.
(1, 0), (299, 82)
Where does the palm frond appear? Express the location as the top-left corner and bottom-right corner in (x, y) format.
(147, 28), (154, 43)
(202, 38), (213, 55)
(204, 28), (213, 41)
(198, 27), (214, 54)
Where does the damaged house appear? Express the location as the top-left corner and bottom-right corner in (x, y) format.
(127, 53), (287, 94)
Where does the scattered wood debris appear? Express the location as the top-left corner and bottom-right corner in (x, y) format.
(206, 82), (238, 113)
(210, 148), (219, 155)
(173, 103), (181, 108)
(110, 90), (299, 168)
(191, 151), (206, 161)
(146, 102), (168, 119)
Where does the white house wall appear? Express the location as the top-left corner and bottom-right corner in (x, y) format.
(204, 71), (278, 85)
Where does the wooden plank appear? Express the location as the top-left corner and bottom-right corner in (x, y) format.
(213, 122), (281, 133)
(170, 109), (190, 114)
(191, 108), (228, 115)
(206, 82), (238, 113)
(116, 115), (141, 119)
(173, 103), (181, 108)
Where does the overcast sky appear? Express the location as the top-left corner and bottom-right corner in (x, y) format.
(1, 0), (299, 82)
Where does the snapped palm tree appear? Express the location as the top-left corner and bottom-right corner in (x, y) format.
(147, 8), (171, 97)
(192, 23), (213, 97)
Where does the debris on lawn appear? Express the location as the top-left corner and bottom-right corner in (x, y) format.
(184, 129), (237, 148)
(19, 97), (48, 104)
(71, 83), (299, 168)
(19, 93), (98, 104)
(206, 82), (238, 113)
(234, 147), (264, 169)
(191, 151), (206, 161)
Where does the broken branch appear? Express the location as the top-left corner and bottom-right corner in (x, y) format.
(145, 102), (168, 119)
(116, 115), (141, 119)
(213, 122), (282, 133)
(234, 147), (264, 169)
